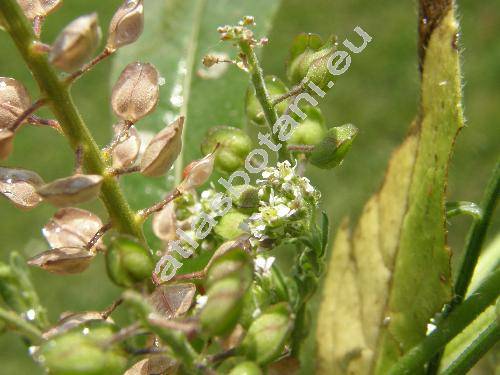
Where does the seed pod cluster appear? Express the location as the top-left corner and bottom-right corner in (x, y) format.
(49, 13), (102, 72)
(107, 0), (144, 51)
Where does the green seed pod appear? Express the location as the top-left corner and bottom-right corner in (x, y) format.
(229, 361), (263, 375)
(228, 185), (259, 210)
(246, 76), (289, 127)
(201, 126), (252, 174)
(37, 174), (103, 207)
(288, 106), (327, 146)
(287, 33), (337, 90)
(205, 248), (253, 288)
(310, 123), (358, 169)
(239, 303), (293, 365)
(0, 77), (31, 130)
(214, 209), (249, 240)
(39, 322), (127, 375)
(106, 0), (144, 51)
(106, 236), (154, 287)
(49, 13), (102, 73)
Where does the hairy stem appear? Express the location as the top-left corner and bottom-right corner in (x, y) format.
(0, 0), (145, 243)
(0, 307), (43, 344)
(388, 267), (500, 375)
(238, 40), (290, 161)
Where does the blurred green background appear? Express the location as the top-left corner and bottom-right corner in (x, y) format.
(0, 0), (498, 373)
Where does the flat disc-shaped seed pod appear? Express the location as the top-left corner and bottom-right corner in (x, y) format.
(0, 166), (44, 209)
(37, 174), (103, 207)
(0, 129), (15, 160)
(112, 124), (141, 169)
(0, 77), (31, 129)
(42, 311), (108, 339)
(179, 149), (216, 191)
(140, 117), (183, 177)
(148, 283), (196, 319)
(124, 357), (176, 375)
(18, 0), (62, 20)
(43, 207), (105, 251)
(152, 201), (177, 242)
(111, 62), (160, 123)
(49, 13), (102, 73)
(107, 0), (144, 51)
(27, 246), (95, 275)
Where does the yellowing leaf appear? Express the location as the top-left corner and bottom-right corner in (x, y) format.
(317, 4), (464, 374)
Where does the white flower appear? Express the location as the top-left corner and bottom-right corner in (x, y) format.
(195, 295), (208, 309)
(275, 204), (291, 218)
(254, 255), (275, 276)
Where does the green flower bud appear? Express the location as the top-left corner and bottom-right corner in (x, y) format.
(201, 126), (252, 174)
(246, 76), (289, 126)
(229, 361), (263, 375)
(40, 322), (127, 375)
(287, 33), (337, 90)
(310, 123), (358, 169)
(49, 13), (102, 73)
(288, 106), (327, 146)
(214, 209), (249, 240)
(239, 303), (293, 365)
(106, 236), (154, 287)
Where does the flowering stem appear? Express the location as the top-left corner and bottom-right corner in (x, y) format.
(0, 306), (43, 344)
(238, 40), (290, 161)
(387, 267), (500, 375)
(0, 0), (145, 243)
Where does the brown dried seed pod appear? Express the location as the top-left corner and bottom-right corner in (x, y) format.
(124, 356), (176, 375)
(0, 166), (44, 209)
(0, 77), (32, 130)
(0, 130), (15, 160)
(42, 311), (108, 339)
(152, 201), (177, 242)
(107, 0), (144, 51)
(148, 283), (196, 319)
(18, 0), (62, 20)
(43, 207), (105, 251)
(140, 117), (183, 177)
(28, 246), (95, 274)
(179, 149), (216, 191)
(37, 174), (103, 207)
(111, 62), (160, 123)
(49, 13), (102, 73)
(112, 124), (141, 169)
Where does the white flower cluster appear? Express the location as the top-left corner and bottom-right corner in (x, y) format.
(247, 161), (320, 247)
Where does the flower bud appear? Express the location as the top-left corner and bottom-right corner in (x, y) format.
(27, 246), (95, 275)
(310, 123), (358, 169)
(179, 149), (216, 192)
(229, 185), (259, 210)
(39, 322), (127, 375)
(149, 283), (195, 319)
(288, 106), (326, 146)
(0, 167), (44, 210)
(287, 33), (336, 90)
(201, 126), (252, 174)
(17, 0), (62, 21)
(239, 303), (293, 365)
(49, 13), (102, 73)
(106, 236), (154, 287)
(37, 174), (103, 207)
(107, 0), (144, 51)
(43, 207), (105, 251)
(246, 76), (288, 127)
(214, 209), (249, 240)
(111, 62), (160, 123)
(140, 117), (183, 177)
(0, 77), (32, 130)
(0, 130), (15, 160)
(152, 201), (177, 242)
(229, 361), (263, 375)
(112, 124), (141, 169)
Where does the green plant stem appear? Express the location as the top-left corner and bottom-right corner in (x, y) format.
(427, 160), (499, 374)
(0, 0), (145, 243)
(0, 307), (43, 344)
(440, 321), (500, 375)
(387, 267), (500, 375)
(238, 40), (290, 161)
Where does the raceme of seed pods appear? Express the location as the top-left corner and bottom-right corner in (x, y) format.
(0, 1), (359, 373)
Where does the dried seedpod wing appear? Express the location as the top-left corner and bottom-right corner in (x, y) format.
(0, 77), (32, 129)
(36, 174), (103, 207)
(107, 0), (144, 51)
(0, 129), (15, 160)
(111, 62), (160, 123)
(18, 0), (62, 20)
(112, 123), (141, 169)
(27, 246), (95, 275)
(49, 12), (102, 72)
(0, 166), (44, 209)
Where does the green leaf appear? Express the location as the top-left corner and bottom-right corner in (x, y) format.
(112, 0), (281, 212)
(316, 4), (464, 374)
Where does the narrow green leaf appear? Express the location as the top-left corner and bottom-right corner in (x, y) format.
(317, 3), (464, 374)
